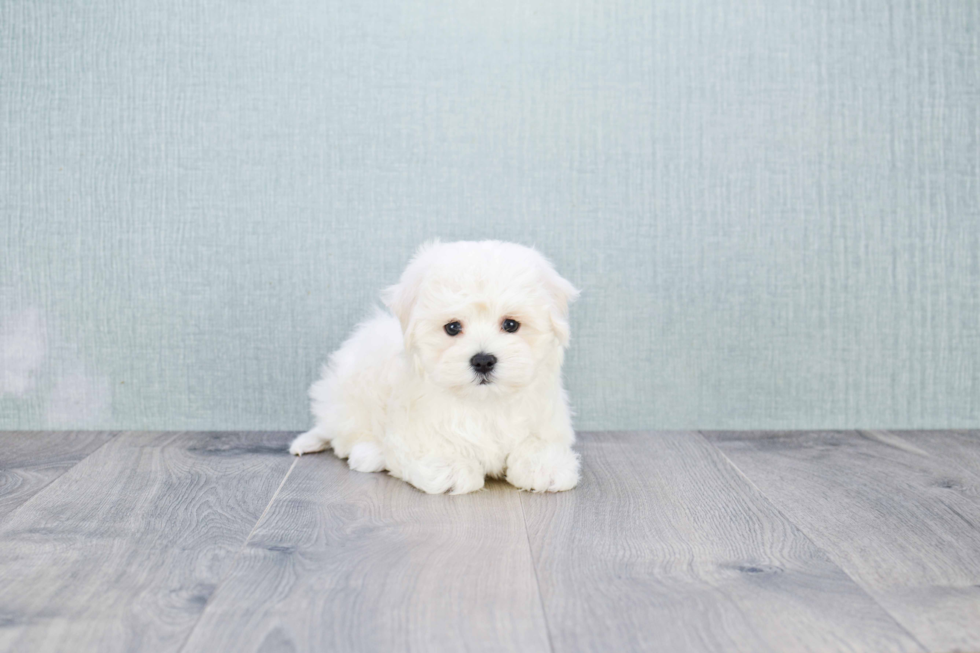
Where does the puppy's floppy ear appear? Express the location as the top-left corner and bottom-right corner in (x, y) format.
(539, 256), (580, 348)
(381, 240), (439, 339)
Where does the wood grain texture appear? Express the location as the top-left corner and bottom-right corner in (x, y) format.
(521, 431), (924, 653)
(181, 453), (551, 653)
(877, 430), (980, 488)
(0, 431), (295, 653)
(3, 430), (979, 652)
(0, 431), (114, 522)
(706, 430), (980, 653)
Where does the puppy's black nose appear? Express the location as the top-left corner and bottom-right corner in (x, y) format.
(470, 352), (497, 374)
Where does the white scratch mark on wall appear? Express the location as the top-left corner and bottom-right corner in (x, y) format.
(0, 307), (47, 397)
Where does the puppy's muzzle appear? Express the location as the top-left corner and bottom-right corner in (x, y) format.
(470, 352), (497, 383)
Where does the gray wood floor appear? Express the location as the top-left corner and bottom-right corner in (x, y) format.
(0, 431), (977, 653)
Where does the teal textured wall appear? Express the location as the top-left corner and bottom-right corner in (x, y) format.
(2, 0), (978, 430)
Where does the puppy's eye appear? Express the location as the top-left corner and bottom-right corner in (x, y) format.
(444, 321), (462, 336)
(502, 318), (520, 333)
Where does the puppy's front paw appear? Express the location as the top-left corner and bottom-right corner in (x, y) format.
(401, 457), (485, 495)
(289, 428), (330, 456)
(506, 444), (580, 492)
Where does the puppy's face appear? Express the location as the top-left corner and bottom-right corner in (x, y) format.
(383, 241), (578, 397)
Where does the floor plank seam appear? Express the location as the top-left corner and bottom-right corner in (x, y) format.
(175, 455), (299, 653)
(518, 493), (557, 653)
(695, 431), (931, 653)
(0, 431), (119, 528)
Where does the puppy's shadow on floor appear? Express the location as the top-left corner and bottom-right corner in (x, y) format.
(292, 451), (522, 501)
(481, 478), (519, 495)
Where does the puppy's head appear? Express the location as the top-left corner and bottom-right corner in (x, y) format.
(382, 240), (579, 396)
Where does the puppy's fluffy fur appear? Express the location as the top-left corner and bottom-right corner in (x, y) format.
(289, 240), (580, 495)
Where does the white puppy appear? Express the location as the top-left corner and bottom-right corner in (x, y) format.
(289, 240), (581, 495)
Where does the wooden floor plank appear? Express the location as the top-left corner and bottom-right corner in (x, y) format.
(521, 431), (923, 653)
(181, 453), (551, 653)
(705, 430), (980, 653)
(873, 430), (980, 489)
(0, 431), (295, 653)
(0, 431), (114, 523)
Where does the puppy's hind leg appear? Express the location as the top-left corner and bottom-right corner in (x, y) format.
(347, 441), (386, 473)
(289, 426), (331, 456)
